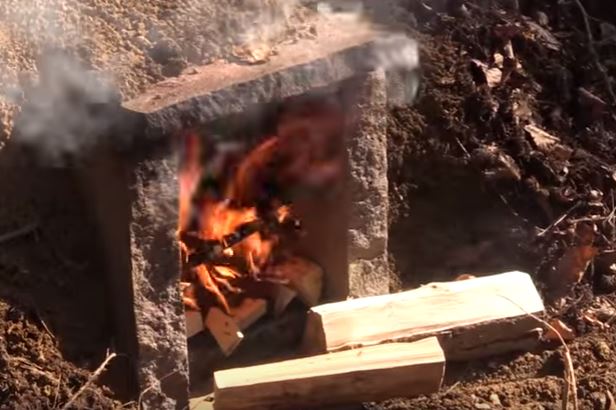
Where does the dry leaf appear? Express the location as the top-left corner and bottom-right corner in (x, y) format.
(511, 89), (533, 123)
(524, 124), (560, 152)
(582, 313), (608, 329)
(555, 245), (598, 285)
(550, 144), (574, 162)
(544, 319), (575, 342)
(553, 223), (598, 287)
(486, 68), (503, 88)
(493, 52), (505, 68)
(470, 60), (502, 88)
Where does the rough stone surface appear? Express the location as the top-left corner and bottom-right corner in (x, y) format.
(347, 70), (390, 297)
(123, 16), (418, 145)
(127, 153), (189, 409)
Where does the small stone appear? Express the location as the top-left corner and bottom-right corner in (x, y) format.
(489, 393), (502, 406)
(475, 403), (491, 410)
(594, 341), (611, 361)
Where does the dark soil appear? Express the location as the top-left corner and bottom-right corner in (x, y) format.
(380, 0), (616, 408)
(0, 163), (127, 409)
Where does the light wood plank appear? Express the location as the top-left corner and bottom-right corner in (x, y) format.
(302, 271), (545, 359)
(213, 337), (445, 410)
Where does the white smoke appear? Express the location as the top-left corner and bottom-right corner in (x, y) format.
(5, 0), (420, 163)
(315, 0), (421, 105)
(236, 0), (300, 46)
(13, 50), (121, 163)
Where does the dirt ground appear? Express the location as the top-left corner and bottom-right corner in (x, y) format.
(2, 0), (616, 409)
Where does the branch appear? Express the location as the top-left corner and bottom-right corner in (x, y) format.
(60, 351), (117, 410)
(573, 0), (616, 105)
(0, 222), (38, 244)
(498, 295), (578, 410)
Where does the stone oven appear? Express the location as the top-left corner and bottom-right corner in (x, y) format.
(76, 15), (418, 409)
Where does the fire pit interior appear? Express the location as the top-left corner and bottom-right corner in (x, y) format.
(180, 80), (366, 395)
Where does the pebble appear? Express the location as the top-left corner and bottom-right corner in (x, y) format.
(489, 393), (502, 406)
(475, 403), (491, 410)
(593, 341), (611, 361)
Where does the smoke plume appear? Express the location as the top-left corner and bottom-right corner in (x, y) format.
(12, 50), (121, 164)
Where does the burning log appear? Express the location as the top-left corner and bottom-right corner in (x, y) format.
(213, 337), (445, 410)
(302, 271), (545, 360)
(206, 298), (268, 356)
(182, 215), (301, 269)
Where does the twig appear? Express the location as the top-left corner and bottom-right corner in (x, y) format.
(572, 0), (616, 105)
(137, 370), (180, 409)
(498, 295), (578, 410)
(537, 203), (581, 237)
(60, 351), (117, 410)
(444, 381), (461, 394)
(0, 222), (38, 244)
(53, 375), (62, 409)
(454, 137), (471, 159)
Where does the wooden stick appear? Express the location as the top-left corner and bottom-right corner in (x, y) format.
(302, 271), (545, 359)
(186, 311), (205, 339)
(206, 308), (245, 357)
(213, 337), (445, 410)
(0, 222), (38, 244)
(497, 295), (578, 410)
(268, 257), (323, 307)
(60, 351), (117, 410)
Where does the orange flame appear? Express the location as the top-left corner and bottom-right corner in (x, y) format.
(179, 132), (290, 311)
(179, 132), (202, 232)
(179, 99), (345, 312)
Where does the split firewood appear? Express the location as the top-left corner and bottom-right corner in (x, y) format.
(271, 285), (298, 316)
(206, 298), (268, 356)
(186, 311), (205, 339)
(206, 308), (244, 356)
(268, 257), (323, 307)
(302, 271), (545, 360)
(213, 337), (445, 410)
(231, 298), (268, 330)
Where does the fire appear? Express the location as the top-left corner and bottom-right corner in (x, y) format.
(178, 131), (204, 232)
(179, 98), (346, 313)
(179, 133), (291, 312)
